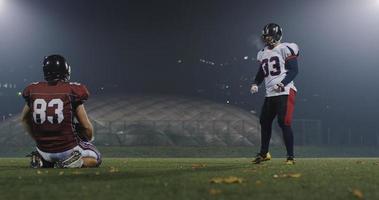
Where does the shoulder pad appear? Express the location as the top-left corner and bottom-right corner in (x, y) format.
(281, 43), (299, 60)
(22, 83), (38, 101)
(69, 82), (82, 86)
(257, 49), (265, 61)
(70, 82), (90, 102)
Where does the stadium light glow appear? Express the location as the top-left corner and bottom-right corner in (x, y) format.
(0, 0), (5, 10)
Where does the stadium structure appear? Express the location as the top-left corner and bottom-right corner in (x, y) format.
(0, 94), (281, 147)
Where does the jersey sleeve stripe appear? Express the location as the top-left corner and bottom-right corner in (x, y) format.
(286, 46), (296, 56)
(285, 55), (298, 61)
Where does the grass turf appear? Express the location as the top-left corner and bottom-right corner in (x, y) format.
(3, 146), (379, 157)
(0, 158), (378, 200)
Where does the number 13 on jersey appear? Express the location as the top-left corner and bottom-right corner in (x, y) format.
(261, 56), (281, 77)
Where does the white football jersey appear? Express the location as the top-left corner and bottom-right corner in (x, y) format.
(256, 42), (299, 97)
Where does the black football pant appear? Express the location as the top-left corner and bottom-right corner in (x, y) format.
(259, 89), (296, 157)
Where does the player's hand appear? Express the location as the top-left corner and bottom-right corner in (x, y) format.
(74, 123), (93, 142)
(250, 84), (258, 94)
(273, 83), (285, 92)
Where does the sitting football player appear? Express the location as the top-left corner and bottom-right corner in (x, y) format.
(21, 55), (101, 168)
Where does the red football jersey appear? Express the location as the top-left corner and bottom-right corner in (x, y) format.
(22, 81), (90, 153)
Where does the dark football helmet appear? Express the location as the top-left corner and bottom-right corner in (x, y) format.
(43, 54), (71, 82)
(262, 23), (283, 47)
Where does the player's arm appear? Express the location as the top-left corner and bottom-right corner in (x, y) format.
(75, 104), (94, 141)
(281, 57), (299, 86)
(274, 43), (300, 92)
(20, 105), (35, 140)
(251, 62), (264, 94)
(254, 64), (265, 86)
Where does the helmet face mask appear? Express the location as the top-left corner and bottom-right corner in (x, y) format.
(262, 23), (283, 48)
(262, 35), (277, 47)
(43, 55), (71, 82)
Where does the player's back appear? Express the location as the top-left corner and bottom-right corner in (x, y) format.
(23, 81), (89, 153)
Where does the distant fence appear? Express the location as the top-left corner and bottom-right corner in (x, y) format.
(91, 119), (262, 146)
(0, 119), (262, 147)
(292, 119), (323, 146)
(91, 119), (324, 146)
(2, 118), (378, 147)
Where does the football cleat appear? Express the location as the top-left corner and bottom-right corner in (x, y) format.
(26, 151), (44, 168)
(253, 152), (272, 164)
(285, 156), (295, 165)
(55, 150), (83, 168)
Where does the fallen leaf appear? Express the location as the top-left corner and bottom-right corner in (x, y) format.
(191, 163), (207, 170)
(72, 171), (83, 175)
(37, 170), (42, 175)
(109, 167), (119, 173)
(209, 189), (222, 195)
(224, 176), (243, 184)
(210, 176), (243, 184)
(288, 173), (302, 178)
(273, 173), (302, 179)
(210, 177), (224, 184)
(58, 171), (64, 176)
(352, 188), (364, 199)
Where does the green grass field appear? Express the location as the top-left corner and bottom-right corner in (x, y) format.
(1, 158), (378, 200)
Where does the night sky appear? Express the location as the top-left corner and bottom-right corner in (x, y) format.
(0, 0), (379, 140)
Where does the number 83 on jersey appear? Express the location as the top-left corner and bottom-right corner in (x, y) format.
(33, 99), (64, 124)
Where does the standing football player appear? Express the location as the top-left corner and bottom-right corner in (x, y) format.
(21, 55), (102, 168)
(250, 23), (299, 165)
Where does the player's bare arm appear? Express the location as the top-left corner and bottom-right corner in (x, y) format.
(20, 105), (35, 140)
(75, 104), (94, 141)
(75, 104), (98, 168)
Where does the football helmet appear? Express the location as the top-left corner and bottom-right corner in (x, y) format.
(262, 23), (283, 47)
(43, 54), (71, 82)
